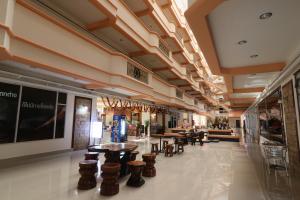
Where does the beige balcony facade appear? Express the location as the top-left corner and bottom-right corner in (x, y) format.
(0, 0), (211, 113)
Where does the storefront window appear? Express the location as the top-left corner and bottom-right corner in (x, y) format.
(258, 88), (285, 143)
(295, 70), (300, 121)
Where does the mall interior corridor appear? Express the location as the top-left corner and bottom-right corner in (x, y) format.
(0, 0), (300, 199)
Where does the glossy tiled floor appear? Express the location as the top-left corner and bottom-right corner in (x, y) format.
(0, 136), (279, 200)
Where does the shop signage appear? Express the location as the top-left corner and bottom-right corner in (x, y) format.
(0, 81), (67, 144)
(17, 87), (57, 142)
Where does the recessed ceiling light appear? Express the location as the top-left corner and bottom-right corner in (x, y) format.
(238, 40), (247, 45)
(250, 54), (258, 58)
(259, 12), (272, 20)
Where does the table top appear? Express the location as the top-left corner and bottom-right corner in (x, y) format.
(208, 129), (233, 133)
(88, 143), (138, 152)
(151, 133), (185, 138)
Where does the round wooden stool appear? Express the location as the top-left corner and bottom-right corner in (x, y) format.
(130, 151), (139, 161)
(78, 160), (97, 190)
(165, 144), (174, 157)
(142, 153), (156, 177)
(127, 161), (146, 187)
(162, 140), (169, 152)
(85, 152), (99, 160)
(151, 143), (159, 155)
(100, 163), (121, 196)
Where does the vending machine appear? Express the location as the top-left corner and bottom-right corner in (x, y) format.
(111, 115), (127, 142)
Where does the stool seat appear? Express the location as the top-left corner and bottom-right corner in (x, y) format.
(101, 163), (121, 173)
(127, 160), (146, 167)
(127, 161), (146, 187)
(142, 153), (156, 177)
(165, 144), (174, 157)
(79, 160), (98, 167)
(142, 153), (156, 159)
(84, 152), (99, 170)
(78, 160), (97, 190)
(130, 151), (139, 161)
(100, 163), (121, 196)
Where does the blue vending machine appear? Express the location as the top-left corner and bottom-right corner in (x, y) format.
(111, 115), (127, 142)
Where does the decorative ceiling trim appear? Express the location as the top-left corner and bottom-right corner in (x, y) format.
(220, 62), (285, 75)
(233, 87), (264, 93)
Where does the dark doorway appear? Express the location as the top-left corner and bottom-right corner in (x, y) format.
(72, 97), (92, 150)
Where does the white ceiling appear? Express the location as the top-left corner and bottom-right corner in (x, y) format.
(208, 0), (300, 68)
(233, 72), (279, 88)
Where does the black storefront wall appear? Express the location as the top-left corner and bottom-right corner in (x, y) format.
(0, 82), (20, 143)
(0, 81), (67, 144)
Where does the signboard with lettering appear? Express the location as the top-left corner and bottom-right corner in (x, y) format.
(0, 83), (20, 143)
(17, 87), (57, 142)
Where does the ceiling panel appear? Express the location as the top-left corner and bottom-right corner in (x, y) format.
(233, 72), (279, 88)
(208, 0), (300, 67)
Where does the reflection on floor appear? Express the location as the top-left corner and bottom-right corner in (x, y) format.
(0, 136), (298, 200)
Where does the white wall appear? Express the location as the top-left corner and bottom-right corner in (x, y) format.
(0, 81), (98, 160)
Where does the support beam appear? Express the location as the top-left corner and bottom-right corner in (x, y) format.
(129, 51), (147, 57)
(84, 83), (105, 90)
(230, 98), (256, 102)
(233, 87), (264, 93)
(86, 19), (114, 31)
(135, 8), (152, 17)
(130, 95), (147, 100)
(152, 67), (170, 72)
(220, 62), (285, 75)
(178, 84), (190, 87)
(230, 103), (252, 108)
(172, 50), (183, 55)
(161, 2), (171, 9)
(181, 62), (189, 65)
(168, 77), (181, 81)
(185, 90), (194, 92)
(223, 75), (233, 93)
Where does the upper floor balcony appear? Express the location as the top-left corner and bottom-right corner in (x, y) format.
(0, 0), (205, 112)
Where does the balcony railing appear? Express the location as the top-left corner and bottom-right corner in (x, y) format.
(159, 40), (170, 57)
(127, 62), (149, 84)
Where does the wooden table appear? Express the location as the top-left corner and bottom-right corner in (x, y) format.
(88, 143), (138, 176)
(208, 129), (233, 135)
(151, 133), (185, 152)
(169, 128), (192, 133)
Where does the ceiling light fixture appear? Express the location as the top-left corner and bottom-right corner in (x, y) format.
(238, 40), (247, 45)
(250, 54), (258, 58)
(259, 12), (272, 20)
